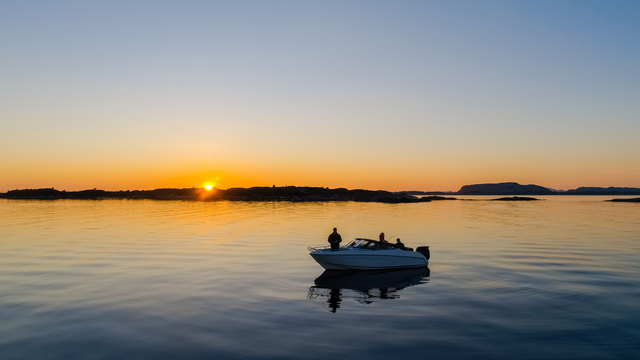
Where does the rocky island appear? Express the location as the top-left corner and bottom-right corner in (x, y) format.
(456, 182), (554, 195)
(491, 196), (540, 201)
(607, 198), (640, 203)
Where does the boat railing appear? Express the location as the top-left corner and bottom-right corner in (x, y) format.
(309, 243), (412, 252)
(308, 245), (331, 252)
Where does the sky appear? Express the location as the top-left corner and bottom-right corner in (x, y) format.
(1, 1), (639, 192)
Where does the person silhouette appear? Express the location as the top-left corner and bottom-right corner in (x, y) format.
(328, 288), (342, 313)
(328, 228), (342, 251)
(395, 238), (405, 249)
(379, 232), (389, 249)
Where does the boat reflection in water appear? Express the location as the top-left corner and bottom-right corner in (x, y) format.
(308, 267), (430, 313)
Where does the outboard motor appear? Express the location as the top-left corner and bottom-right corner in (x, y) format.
(416, 246), (430, 260)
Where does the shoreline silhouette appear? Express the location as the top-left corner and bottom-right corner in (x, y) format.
(0, 186), (427, 203)
(1, 182), (640, 202)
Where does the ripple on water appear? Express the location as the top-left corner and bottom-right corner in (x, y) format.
(1, 198), (640, 359)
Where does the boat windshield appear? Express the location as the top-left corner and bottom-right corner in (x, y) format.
(347, 239), (368, 248)
(347, 238), (398, 250)
(347, 239), (380, 249)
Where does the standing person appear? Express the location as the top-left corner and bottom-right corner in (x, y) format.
(379, 232), (387, 243)
(328, 228), (342, 251)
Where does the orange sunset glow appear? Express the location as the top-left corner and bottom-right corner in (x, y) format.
(1, 2), (639, 193)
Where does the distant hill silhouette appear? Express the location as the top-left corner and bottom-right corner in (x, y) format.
(456, 182), (555, 195)
(564, 187), (640, 195)
(455, 183), (640, 195)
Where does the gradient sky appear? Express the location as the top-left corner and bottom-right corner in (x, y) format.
(1, 1), (639, 192)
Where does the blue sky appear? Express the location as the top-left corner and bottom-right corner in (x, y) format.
(1, 1), (639, 191)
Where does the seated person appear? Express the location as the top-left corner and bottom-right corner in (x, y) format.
(378, 232), (390, 249)
(395, 238), (405, 249)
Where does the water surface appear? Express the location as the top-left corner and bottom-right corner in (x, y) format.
(1, 197), (639, 359)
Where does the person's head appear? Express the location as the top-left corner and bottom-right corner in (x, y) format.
(379, 232), (384, 238)
(396, 238), (401, 243)
(333, 227), (337, 232)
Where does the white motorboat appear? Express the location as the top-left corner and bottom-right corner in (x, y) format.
(309, 238), (429, 270)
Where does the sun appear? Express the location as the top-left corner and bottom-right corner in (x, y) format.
(201, 177), (219, 192)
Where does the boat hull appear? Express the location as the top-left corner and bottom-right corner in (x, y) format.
(310, 248), (428, 270)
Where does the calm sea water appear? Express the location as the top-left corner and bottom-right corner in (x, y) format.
(1, 197), (639, 359)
